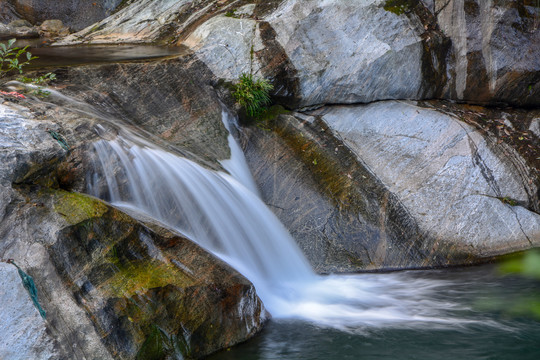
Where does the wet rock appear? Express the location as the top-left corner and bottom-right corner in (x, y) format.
(243, 113), (429, 272)
(38, 20), (70, 38)
(0, 99), (113, 359)
(46, 189), (268, 359)
(56, 53), (231, 166)
(0, 22), (39, 39)
(0, 95), (267, 359)
(244, 101), (540, 272)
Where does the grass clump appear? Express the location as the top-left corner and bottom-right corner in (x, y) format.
(232, 72), (273, 118)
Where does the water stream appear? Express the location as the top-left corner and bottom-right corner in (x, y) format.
(88, 111), (522, 336)
(13, 40), (187, 68)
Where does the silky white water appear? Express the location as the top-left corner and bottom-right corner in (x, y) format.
(89, 112), (499, 332)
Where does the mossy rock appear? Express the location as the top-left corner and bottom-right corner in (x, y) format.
(53, 190), (108, 224)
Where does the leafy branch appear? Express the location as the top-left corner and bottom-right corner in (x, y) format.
(0, 39), (37, 78)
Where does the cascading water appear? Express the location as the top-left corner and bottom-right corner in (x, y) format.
(89, 111), (498, 332)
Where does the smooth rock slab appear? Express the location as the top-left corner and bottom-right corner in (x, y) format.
(317, 101), (540, 257)
(266, 0), (425, 107)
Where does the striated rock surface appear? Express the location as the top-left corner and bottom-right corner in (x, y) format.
(55, 0), (237, 45)
(433, 0), (540, 106)
(244, 101), (540, 272)
(0, 262), (58, 360)
(56, 54), (231, 167)
(318, 101), (540, 254)
(53, 0), (539, 106)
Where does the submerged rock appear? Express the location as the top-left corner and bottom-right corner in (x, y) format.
(244, 101), (540, 272)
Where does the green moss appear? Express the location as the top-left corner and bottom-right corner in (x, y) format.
(225, 9), (237, 17)
(500, 196), (519, 206)
(383, 0), (412, 15)
(273, 118), (364, 212)
(136, 325), (191, 360)
(105, 261), (195, 298)
(53, 190), (108, 224)
(257, 105), (291, 123)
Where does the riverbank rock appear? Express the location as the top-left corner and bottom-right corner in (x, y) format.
(56, 0), (539, 107)
(54, 0), (232, 45)
(243, 101), (540, 272)
(0, 21), (39, 39)
(432, 0), (540, 106)
(0, 94), (267, 359)
(38, 20), (70, 38)
(0, 0), (124, 32)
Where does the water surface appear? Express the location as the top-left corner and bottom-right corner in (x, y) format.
(13, 39), (186, 68)
(209, 265), (540, 360)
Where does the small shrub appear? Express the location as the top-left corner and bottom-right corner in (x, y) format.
(1, 38), (55, 98)
(18, 72), (57, 97)
(232, 72), (273, 118)
(0, 39), (37, 78)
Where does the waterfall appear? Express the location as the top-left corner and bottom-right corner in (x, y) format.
(89, 111), (491, 331)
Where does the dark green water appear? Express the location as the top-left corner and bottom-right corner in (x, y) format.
(210, 265), (540, 360)
(13, 39), (186, 68)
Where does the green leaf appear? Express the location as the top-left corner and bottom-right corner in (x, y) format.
(8, 38), (16, 48)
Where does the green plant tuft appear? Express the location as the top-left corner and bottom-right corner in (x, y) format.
(0, 38), (37, 78)
(232, 72), (273, 118)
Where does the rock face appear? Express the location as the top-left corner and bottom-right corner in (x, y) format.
(57, 54), (231, 167)
(433, 0), (540, 106)
(0, 0), (124, 31)
(0, 87), (267, 359)
(54, 0), (539, 106)
(55, 0), (234, 45)
(0, 20), (38, 39)
(0, 262), (58, 360)
(38, 19), (70, 38)
(244, 101), (540, 272)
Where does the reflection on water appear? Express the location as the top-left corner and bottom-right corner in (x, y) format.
(12, 39), (187, 68)
(210, 265), (540, 360)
